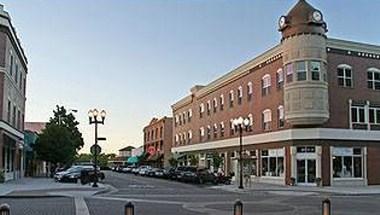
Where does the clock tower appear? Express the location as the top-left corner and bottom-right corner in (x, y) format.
(279, 0), (329, 126)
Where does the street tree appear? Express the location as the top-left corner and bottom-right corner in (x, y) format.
(34, 105), (84, 167)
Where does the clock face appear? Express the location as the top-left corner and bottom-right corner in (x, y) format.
(312, 11), (322, 22)
(279, 16), (286, 28)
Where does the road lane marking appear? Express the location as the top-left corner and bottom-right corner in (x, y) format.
(75, 197), (90, 215)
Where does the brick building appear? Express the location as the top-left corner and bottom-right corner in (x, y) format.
(143, 117), (173, 168)
(171, 0), (380, 186)
(0, 5), (28, 181)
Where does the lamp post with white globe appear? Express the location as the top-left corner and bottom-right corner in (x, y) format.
(233, 116), (251, 189)
(88, 108), (106, 187)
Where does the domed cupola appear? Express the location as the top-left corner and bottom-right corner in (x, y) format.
(278, 0), (327, 39)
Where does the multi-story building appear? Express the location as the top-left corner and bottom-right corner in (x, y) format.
(171, 0), (380, 186)
(143, 117), (173, 168)
(0, 5), (28, 181)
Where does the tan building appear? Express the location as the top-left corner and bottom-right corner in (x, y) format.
(0, 5), (28, 181)
(143, 117), (173, 168)
(171, 0), (380, 186)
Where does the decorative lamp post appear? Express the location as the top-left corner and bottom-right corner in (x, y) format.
(233, 116), (251, 189)
(88, 108), (106, 187)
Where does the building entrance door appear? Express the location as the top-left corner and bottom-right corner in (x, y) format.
(297, 159), (316, 185)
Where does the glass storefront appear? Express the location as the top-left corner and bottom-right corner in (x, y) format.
(332, 147), (363, 178)
(261, 148), (284, 177)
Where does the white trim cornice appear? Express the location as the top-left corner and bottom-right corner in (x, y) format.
(171, 128), (380, 153)
(0, 120), (24, 140)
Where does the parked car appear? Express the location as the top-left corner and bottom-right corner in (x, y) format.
(165, 167), (177, 180)
(154, 168), (166, 178)
(121, 166), (133, 173)
(182, 168), (217, 185)
(146, 168), (158, 177)
(172, 166), (188, 180)
(138, 165), (152, 176)
(178, 167), (197, 182)
(54, 166), (104, 183)
(132, 167), (141, 175)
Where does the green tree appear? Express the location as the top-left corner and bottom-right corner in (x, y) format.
(212, 152), (224, 170)
(34, 106), (84, 166)
(189, 154), (199, 166)
(168, 157), (178, 167)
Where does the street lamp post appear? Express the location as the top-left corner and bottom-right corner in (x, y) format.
(233, 116), (251, 189)
(88, 108), (106, 188)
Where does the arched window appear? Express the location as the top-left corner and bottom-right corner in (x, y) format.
(262, 109), (272, 131)
(248, 113), (253, 131)
(276, 69), (284, 88)
(220, 122), (225, 137)
(175, 134), (179, 145)
(278, 105), (285, 128)
(229, 90), (234, 107)
(367, 67), (380, 90)
(199, 103), (204, 118)
(213, 123), (218, 138)
(247, 82), (253, 101)
(337, 64), (353, 87)
(188, 109), (192, 122)
(238, 86), (243, 104)
(262, 74), (271, 96)
(207, 125), (211, 140)
(199, 127), (205, 142)
(220, 94), (224, 111)
(213, 98), (218, 113)
(188, 130), (192, 143)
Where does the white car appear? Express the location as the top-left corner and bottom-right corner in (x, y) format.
(138, 166), (152, 176)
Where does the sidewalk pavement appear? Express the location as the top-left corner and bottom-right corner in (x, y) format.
(211, 182), (380, 196)
(0, 177), (108, 197)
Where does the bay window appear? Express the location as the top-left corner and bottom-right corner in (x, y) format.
(310, 61), (321, 81)
(296, 61), (307, 81)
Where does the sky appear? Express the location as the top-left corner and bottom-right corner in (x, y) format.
(1, 0), (379, 154)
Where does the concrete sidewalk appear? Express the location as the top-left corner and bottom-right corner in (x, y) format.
(0, 177), (107, 197)
(211, 182), (380, 196)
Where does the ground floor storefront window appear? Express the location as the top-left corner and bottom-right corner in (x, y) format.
(332, 147), (363, 178)
(261, 148), (284, 177)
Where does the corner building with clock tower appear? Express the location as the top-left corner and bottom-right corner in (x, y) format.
(171, 0), (380, 186)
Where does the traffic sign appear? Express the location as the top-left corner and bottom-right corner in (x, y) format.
(147, 146), (156, 155)
(90, 144), (102, 155)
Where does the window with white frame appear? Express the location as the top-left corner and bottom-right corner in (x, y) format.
(207, 125), (211, 140)
(179, 115), (182, 125)
(369, 107), (380, 125)
(262, 109), (272, 131)
(182, 112), (186, 124)
(247, 82), (253, 101)
(262, 74), (271, 96)
(213, 98), (217, 113)
(296, 61), (307, 81)
(278, 105), (284, 128)
(175, 115), (178, 127)
(261, 149), (284, 177)
(229, 90), (234, 107)
(220, 122), (225, 137)
(199, 103), (204, 118)
(207, 100), (211, 115)
(183, 132), (186, 143)
(276, 69), (284, 89)
(351, 105), (366, 130)
(310, 61), (321, 81)
(188, 130), (192, 143)
(220, 94), (224, 111)
(199, 127), (205, 142)
(285, 63), (293, 83)
(332, 147), (363, 178)
(213, 123), (218, 138)
(367, 68), (380, 90)
(175, 134), (179, 145)
(248, 113), (253, 131)
(229, 119), (234, 135)
(179, 133), (182, 144)
(238, 86), (243, 105)
(337, 64), (353, 87)
(188, 109), (192, 122)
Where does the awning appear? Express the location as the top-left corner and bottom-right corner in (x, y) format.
(127, 156), (139, 164)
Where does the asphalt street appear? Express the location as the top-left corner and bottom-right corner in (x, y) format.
(3, 171), (380, 215)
